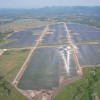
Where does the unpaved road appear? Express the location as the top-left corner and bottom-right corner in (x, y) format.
(5, 43), (70, 51)
(13, 25), (48, 85)
(64, 23), (82, 75)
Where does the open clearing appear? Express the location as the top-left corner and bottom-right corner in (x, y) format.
(0, 49), (30, 82)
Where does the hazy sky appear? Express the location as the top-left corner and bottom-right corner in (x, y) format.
(0, 0), (100, 8)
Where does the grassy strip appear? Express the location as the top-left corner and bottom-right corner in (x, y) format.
(0, 43), (69, 49)
(0, 75), (27, 100)
(32, 31), (42, 35)
(0, 50), (30, 82)
(77, 40), (100, 44)
(6, 39), (18, 43)
(59, 37), (68, 40)
(53, 67), (100, 100)
(0, 45), (33, 49)
(38, 43), (70, 47)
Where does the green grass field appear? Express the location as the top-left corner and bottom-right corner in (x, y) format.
(32, 30), (42, 35)
(0, 45), (33, 49)
(0, 43), (70, 49)
(94, 83), (100, 98)
(0, 76), (27, 100)
(0, 49), (30, 82)
(60, 37), (68, 40)
(38, 43), (70, 47)
(76, 40), (100, 44)
(53, 67), (100, 100)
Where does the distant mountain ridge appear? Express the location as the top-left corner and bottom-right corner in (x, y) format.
(0, 6), (100, 18)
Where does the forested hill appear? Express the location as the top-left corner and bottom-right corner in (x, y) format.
(0, 6), (100, 18)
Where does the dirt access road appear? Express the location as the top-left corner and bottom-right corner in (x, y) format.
(64, 23), (82, 75)
(50, 23), (82, 100)
(12, 25), (49, 85)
